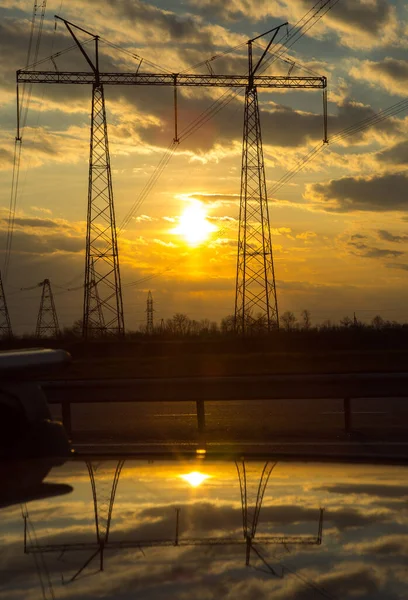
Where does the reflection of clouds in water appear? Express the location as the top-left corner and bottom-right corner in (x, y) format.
(1, 460), (408, 599)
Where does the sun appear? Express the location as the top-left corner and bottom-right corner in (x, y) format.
(173, 201), (217, 246)
(179, 471), (211, 487)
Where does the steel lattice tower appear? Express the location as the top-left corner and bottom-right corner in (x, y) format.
(55, 20), (124, 339)
(0, 270), (12, 339)
(235, 31), (282, 335)
(87, 258), (106, 336)
(146, 290), (154, 334)
(35, 279), (60, 338)
(83, 81), (124, 338)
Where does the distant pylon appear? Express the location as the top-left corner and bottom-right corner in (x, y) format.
(0, 270), (12, 338)
(236, 461), (277, 566)
(146, 290), (154, 334)
(234, 30), (285, 334)
(35, 279), (60, 338)
(87, 258), (106, 337)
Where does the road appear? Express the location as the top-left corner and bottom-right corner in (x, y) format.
(49, 396), (408, 444)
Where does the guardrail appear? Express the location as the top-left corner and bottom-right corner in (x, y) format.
(41, 373), (408, 437)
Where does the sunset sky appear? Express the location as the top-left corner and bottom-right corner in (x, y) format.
(1, 0), (408, 332)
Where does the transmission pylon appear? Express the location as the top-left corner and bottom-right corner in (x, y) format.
(0, 270), (12, 338)
(55, 19), (125, 339)
(87, 258), (106, 337)
(146, 290), (154, 334)
(35, 279), (60, 338)
(235, 27), (286, 335)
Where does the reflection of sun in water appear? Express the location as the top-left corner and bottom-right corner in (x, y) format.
(173, 201), (217, 246)
(179, 471), (211, 487)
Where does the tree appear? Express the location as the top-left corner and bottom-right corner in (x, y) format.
(371, 315), (384, 330)
(301, 309), (312, 330)
(280, 311), (297, 332)
(221, 314), (235, 334)
(340, 316), (353, 328)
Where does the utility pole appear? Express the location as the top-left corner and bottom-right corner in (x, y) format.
(88, 258), (106, 337)
(35, 279), (60, 338)
(17, 18), (327, 339)
(146, 290), (154, 334)
(0, 271), (12, 339)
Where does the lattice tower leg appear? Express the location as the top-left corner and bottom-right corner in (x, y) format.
(236, 461), (277, 565)
(83, 84), (125, 339)
(0, 270), (12, 339)
(234, 87), (279, 335)
(87, 258), (106, 337)
(35, 279), (60, 338)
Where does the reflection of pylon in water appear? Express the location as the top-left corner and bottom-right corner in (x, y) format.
(236, 460), (277, 566)
(87, 461), (125, 572)
(87, 259), (106, 337)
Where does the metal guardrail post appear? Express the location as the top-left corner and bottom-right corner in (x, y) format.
(196, 400), (206, 434)
(344, 398), (352, 434)
(61, 402), (72, 437)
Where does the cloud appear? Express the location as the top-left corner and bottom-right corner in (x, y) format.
(386, 262), (408, 272)
(306, 172), (408, 212)
(153, 238), (178, 247)
(187, 0), (399, 49)
(377, 230), (408, 243)
(317, 483), (408, 499)
(133, 214), (155, 223)
(377, 140), (408, 166)
(349, 241), (403, 259)
(1, 217), (70, 229)
(348, 535), (408, 557)
(351, 57), (408, 97)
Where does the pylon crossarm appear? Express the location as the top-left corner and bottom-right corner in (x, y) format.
(17, 71), (326, 88)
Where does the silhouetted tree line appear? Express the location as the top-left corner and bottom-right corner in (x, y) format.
(5, 310), (408, 343)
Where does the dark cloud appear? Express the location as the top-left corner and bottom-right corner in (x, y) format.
(0, 147), (14, 168)
(326, 0), (394, 36)
(103, 0), (213, 46)
(377, 140), (408, 166)
(317, 483), (408, 499)
(350, 233), (367, 240)
(367, 57), (408, 83)
(361, 535), (408, 556)
(1, 217), (69, 229)
(308, 172), (408, 212)
(287, 566), (385, 600)
(349, 241), (403, 259)
(188, 0), (394, 39)
(0, 230), (83, 255)
(377, 229), (408, 243)
(386, 262), (408, 272)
